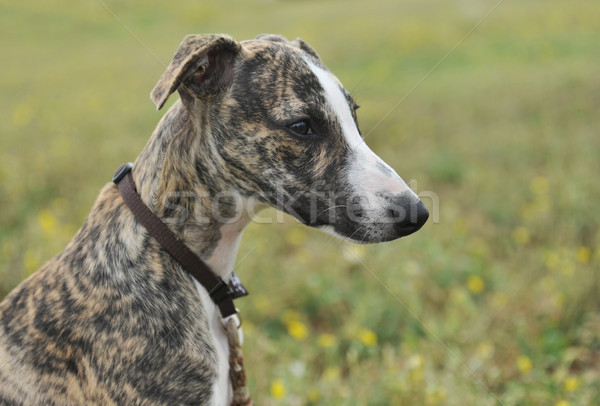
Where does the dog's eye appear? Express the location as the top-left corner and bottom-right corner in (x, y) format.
(288, 120), (314, 137)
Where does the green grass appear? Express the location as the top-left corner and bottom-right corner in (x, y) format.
(1, 0), (599, 404)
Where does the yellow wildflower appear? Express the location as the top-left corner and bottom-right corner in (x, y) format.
(512, 226), (531, 245)
(252, 294), (270, 313)
(476, 342), (494, 359)
(426, 388), (447, 406)
(552, 293), (565, 309)
(544, 251), (560, 270)
(294, 247), (312, 265)
(562, 262), (575, 277)
(38, 209), (58, 236)
(242, 320), (255, 336)
(554, 401), (569, 406)
(530, 176), (549, 195)
(576, 246), (591, 265)
(452, 218), (469, 236)
(23, 250), (41, 275)
(323, 366), (340, 381)
(307, 387), (321, 403)
(286, 320), (308, 340)
(449, 287), (469, 304)
(317, 333), (336, 348)
(407, 354), (425, 370)
(563, 376), (580, 391)
(270, 379), (286, 399)
(466, 275), (485, 294)
(408, 354), (425, 383)
(517, 355), (532, 375)
(343, 244), (366, 262)
(286, 227), (307, 246)
(358, 328), (377, 347)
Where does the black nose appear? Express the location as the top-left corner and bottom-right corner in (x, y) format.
(387, 194), (429, 237)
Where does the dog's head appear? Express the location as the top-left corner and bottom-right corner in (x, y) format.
(151, 34), (428, 243)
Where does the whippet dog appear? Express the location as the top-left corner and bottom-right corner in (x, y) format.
(0, 34), (428, 405)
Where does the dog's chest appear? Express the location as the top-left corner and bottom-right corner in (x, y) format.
(192, 279), (233, 406)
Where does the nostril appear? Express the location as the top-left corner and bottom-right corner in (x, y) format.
(387, 205), (407, 221)
(386, 194), (429, 236)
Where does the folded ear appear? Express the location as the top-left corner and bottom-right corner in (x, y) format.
(255, 34), (321, 62)
(291, 37), (321, 61)
(151, 34), (241, 110)
(255, 33), (289, 43)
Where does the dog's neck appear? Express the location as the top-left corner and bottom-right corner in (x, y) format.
(132, 100), (252, 278)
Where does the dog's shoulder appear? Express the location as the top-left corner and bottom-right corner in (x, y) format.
(0, 184), (217, 404)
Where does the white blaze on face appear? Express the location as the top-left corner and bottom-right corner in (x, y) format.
(306, 60), (418, 206)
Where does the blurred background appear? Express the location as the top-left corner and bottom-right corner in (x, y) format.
(1, 0), (599, 404)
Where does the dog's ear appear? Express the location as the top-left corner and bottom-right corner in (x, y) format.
(151, 34), (241, 110)
(255, 33), (289, 43)
(255, 34), (321, 62)
(291, 38), (321, 61)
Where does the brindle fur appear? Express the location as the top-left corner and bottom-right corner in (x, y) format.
(0, 33), (424, 405)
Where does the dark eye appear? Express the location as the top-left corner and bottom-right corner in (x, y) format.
(288, 120), (314, 137)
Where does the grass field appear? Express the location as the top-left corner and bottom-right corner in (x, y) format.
(1, 0), (599, 404)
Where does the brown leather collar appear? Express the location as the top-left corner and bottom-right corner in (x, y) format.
(112, 163), (248, 318)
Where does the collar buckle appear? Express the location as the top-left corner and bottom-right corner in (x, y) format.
(112, 162), (133, 184)
(228, 272), (249, 299)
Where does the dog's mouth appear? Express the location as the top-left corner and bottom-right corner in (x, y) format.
(280, 191), (429, 243)
(320, 202), (428, 243)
